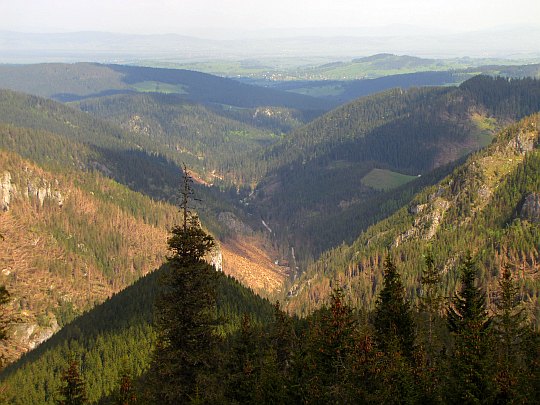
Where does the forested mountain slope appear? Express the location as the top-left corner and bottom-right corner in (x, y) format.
(285, 114), (540, 319)
(0, 63), (331, 112)
(73, 93), (293, 185)
(0, 268), (275, 404)
(0, 89), (229, 190)
(0, 89), (250, 229)
(245, 76), (540, 262)
(0, 147), (286, 360)
(0, 93), (289, 361)
(0, 150), (180, 362)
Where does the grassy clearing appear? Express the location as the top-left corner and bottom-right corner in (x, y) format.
(288, 84), (345, 97)
(361, 168), (417, 191)
(471, 113), (498, 147)
(131, 81), (188, 94)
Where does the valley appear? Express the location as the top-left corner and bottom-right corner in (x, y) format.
(0, 50), (539, 403)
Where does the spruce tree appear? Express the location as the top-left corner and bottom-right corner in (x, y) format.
(304, 288), (358, 403)
(372, 257), (417, 402)
(492, 265), (530, 403)
(446, 253), (493, 403)
(56, 359), (87, 405)
(148, 166), (218, 404)
(259, 302), (298, 404)
(417, 249), (445, 403)
(114, 372), (137, 405)
(224, 314), (260, 404)
(374, 256), (416, 359)
(419, 248), (444, 357)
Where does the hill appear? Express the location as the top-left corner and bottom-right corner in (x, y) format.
(0, 267), (275, 404)
(241, 76), (540, 262)
(0, 92), (290, 360)
(73, 93), (299, 185)
(285, 114), (540, 318)
(0, 63), (331, 113)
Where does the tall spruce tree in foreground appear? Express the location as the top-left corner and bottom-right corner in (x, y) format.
(417, 249), (445, 404)
(147, 166), (218, 404)
(372, 256), (417, 402)
(304, 288), (358, 403)
(374, 256), (416, 359)
(446, 253), (493, 403)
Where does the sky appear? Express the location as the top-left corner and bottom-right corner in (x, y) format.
(3, 0), (540, 38)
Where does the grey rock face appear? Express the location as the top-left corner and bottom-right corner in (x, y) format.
(520, 193), (540, 223)
(1, 171), (13, 211)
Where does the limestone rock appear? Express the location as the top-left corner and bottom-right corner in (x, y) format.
(520, 193), (540, 223)
(1, 171), (13, 211)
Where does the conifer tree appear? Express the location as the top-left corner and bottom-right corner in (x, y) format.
(225, 314), (259, 404)
(417, 249), (445, 403)
(114, 372), (137, 405)
(372, 257), (417, 402)
(374, 256), (416, 359)
(492, 265), (530, 403)
(258, 302), (298, 404)
(419, 248), (444, 356)
(147, 166), (218, 404)
(304, 288), (358, 402)
(56, 359), (87, 405)
(446, 253), (493, 403)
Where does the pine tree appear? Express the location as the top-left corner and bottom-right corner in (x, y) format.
(147, 166), (219, 404)
(492, 265), (530, 403)
(304, 288), (358, 403)
(114, 372), (137, 405)
(56, 359), (87, 405)
(446, 253), (493, 403)
(417, 249), (445, 403)
(372, 256), (417, 403)
(374, 256), (416, 359)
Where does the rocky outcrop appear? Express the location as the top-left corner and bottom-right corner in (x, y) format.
(25, 178), (64, 207)
(1, 171), (14, 211)
(209, 248), (223, 272)
(520, 193), (540, 223)
(395, 197), (450, 247)
(218, 212), (253, 235)
(10, 317), (60, 352)
(1, 169), (65, 210)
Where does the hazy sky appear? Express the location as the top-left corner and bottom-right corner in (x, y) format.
(3, 0), (540, 38)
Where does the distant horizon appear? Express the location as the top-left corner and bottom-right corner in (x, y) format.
(4, 0), (540, 39)
(1, 25), (540, 64)
(2, 22), (540, 41)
